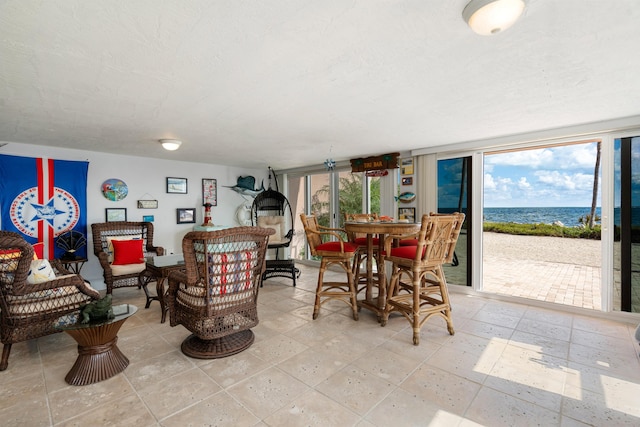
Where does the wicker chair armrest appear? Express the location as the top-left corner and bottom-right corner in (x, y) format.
(167, 270), (188, 294)
(12, 267), (99, 299)
(308, 228), (348, 244)
(96, 251), (112, 268)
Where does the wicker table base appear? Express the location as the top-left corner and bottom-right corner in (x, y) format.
(181, 330), (255, 359)
(60, 304), (137, 386)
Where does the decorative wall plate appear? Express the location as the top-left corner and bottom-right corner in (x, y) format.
(397, 191), (416, 203)
(101, 178), (128, 201)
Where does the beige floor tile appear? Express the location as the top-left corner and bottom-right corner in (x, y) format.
(56, 393), (157, 427)
(257, 310), (309, 334)
(277, 346), (351, 387)
(522, 306), (574, 328)
(509, 330), (570, 359)
(515, 317), (572, 341)
(161, 390), (259, 426)
(568, 342), (639, 374)
(352, 346), (422, 385)
(400, 364), (481, 416)
(426, 344), (499, 384)
(226, 367), (310, 419)
(248, 333), (308, 364)
(199, 351), (271, 388)
(473, 309), (522, 329)
(264, 389), (361, 426)
(315, 365), (394, 416)
(570, 328), (637, 353)
(124, 350), (195, 390)
(365, 387), (464, 426)
(138, 367), (221, 420)
(48, 374), (134, 424)
(562, 383), (640, 425)
(465, 386), (561, 427)
(458, 318), (515, 341)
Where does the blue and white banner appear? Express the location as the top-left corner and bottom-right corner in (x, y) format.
(0, 154), (89, 259)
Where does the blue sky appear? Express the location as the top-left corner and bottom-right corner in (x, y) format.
(484, 142), (600, 208)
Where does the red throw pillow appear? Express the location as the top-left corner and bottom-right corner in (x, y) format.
(32, 242), (45, 259)
(111, 239), (144, 265)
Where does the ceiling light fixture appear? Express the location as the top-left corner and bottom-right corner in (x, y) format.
(160, 139), (182, 151)
(462, 0), (525, 36)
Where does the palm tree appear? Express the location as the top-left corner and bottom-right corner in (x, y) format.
(589, 141), (602, 229)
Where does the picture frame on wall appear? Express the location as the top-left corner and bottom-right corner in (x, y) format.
(137, 199), (158, 209)
(142, 215), (154, 222)
(401, 177), (413, 186)
(401, 158), (414, 175)
(166, 177), (188, 194)
(176, 208), (196, 224)
(105, 208), (127, 222)
(202, 178), (217, 206)
(398, 207), (416, 223)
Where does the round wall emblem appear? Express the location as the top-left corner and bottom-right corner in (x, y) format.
(10, 187), (80, 237)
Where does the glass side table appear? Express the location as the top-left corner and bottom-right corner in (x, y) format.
(138, 254), (185, 323)
(57, 304), (137, 386)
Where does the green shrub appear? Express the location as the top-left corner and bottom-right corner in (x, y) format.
(483, 222), (601, 240)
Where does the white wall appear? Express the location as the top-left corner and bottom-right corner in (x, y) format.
(1, 142), (268, 290)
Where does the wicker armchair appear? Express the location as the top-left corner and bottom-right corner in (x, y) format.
(0, 231), (100, 371)
(91, 222), (164, 294)
(381, 212), (465, 345)
(167, 227), (273, 359)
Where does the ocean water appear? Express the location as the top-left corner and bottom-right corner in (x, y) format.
(483, 207), (601, 227)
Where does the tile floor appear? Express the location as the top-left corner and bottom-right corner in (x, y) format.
(1, 264), (640, 426)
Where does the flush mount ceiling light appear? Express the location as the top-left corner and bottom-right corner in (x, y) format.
(462, 0), (525, 35)
(160, 139), (182, 151)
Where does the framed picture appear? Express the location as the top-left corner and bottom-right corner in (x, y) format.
(167, 177), (188, 194)
(137, 199), (158, 209)
(105, 208), (127, 222)
(202, 178), (217, 206)
(142, 215), (155, 222)
(177, 208), (196, 224)
(401, 158), (414, 175)
(398, 207), (416, 223)
(401, 177), (413, 186)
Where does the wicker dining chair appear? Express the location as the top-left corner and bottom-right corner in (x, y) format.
(381, 212), (465, 345)
(91, 221), (164, 295)
(300, 213), (359, 321)
(0, 231), (100, 371)
(344, 213), (380, 297)
(166, 227), (273, 359)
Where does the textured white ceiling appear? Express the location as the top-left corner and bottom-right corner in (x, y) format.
(1, 0), (639, 170)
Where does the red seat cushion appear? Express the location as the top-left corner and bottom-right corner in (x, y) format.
(390, 245), (425, 259)
(354, 237), (380, 246)
(316, 241), (358, 253)
(112, 239), (145, 265)
(399, 239), (419, 246)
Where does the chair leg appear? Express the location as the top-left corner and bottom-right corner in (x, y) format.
(413, 278), (421, 346)
(381, 264), (399, 327)
(0, 343), (12, 371)
(437, 266), (455, 336)
(313, 260), (327, 320)
(344, 260), (358, 321)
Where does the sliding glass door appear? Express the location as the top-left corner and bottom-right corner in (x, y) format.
(437, 156), (471, 287)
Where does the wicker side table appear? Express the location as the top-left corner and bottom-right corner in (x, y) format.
(58, 304), (137, 386)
